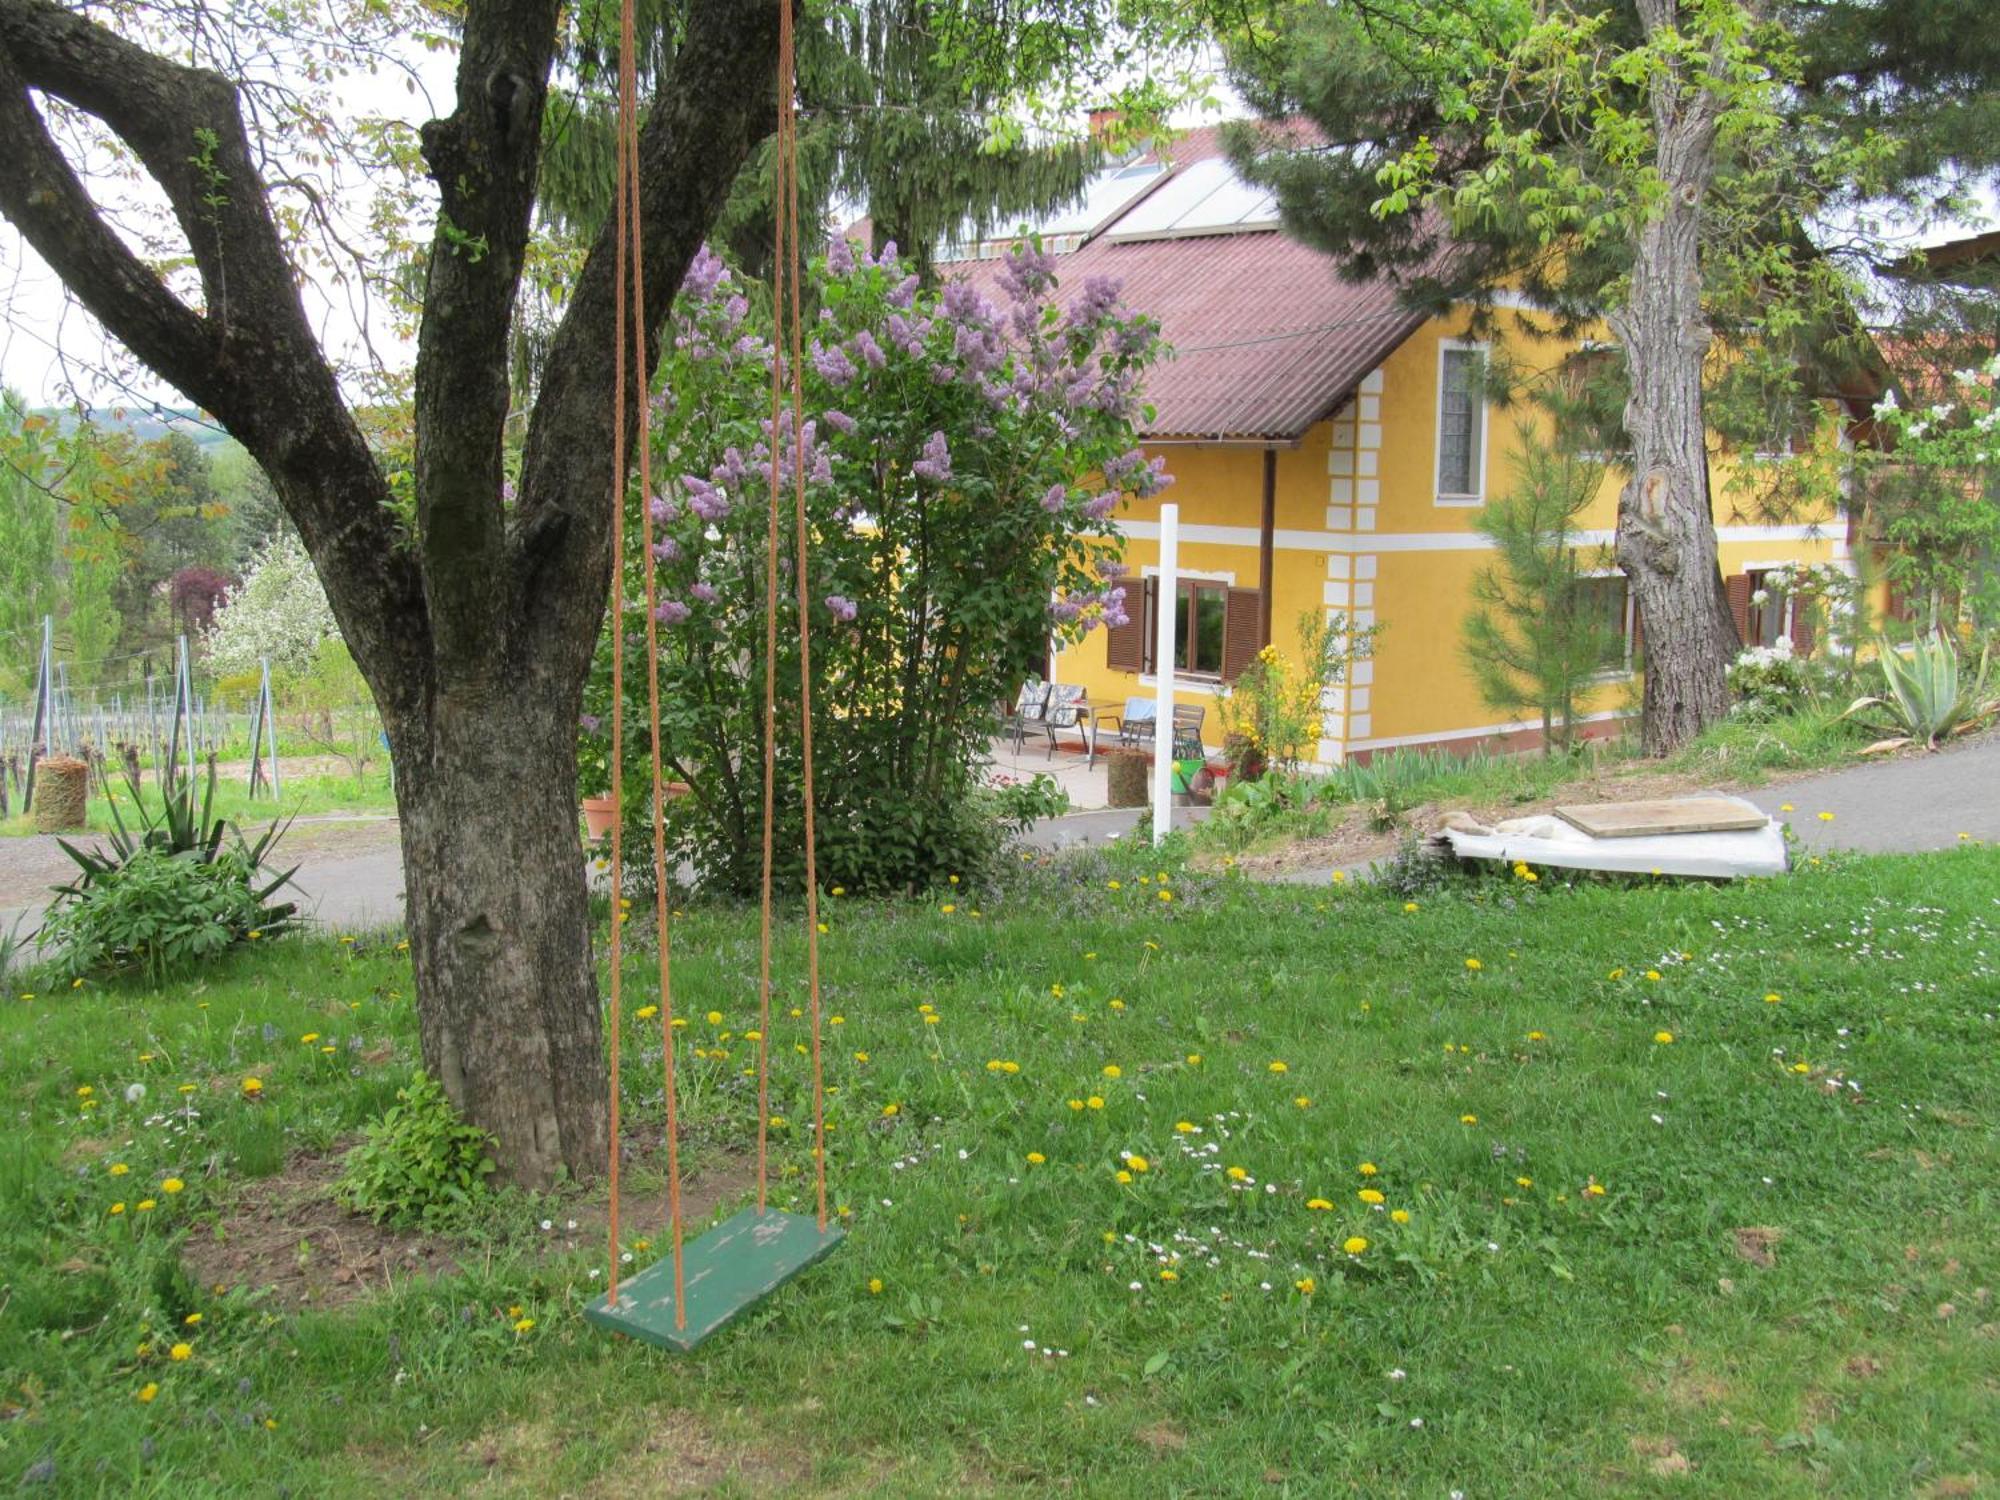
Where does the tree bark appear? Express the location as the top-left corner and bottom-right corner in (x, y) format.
(0, 0), (782, 1186)
(389, 689), (603, 1189)
(1610, 0), (1739, 755)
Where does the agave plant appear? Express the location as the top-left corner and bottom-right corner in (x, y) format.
(49, 760), (298, 920)
(1843, 632), (1998, 751)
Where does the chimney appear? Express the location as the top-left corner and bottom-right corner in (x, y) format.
(1087, 107), (1122, 144)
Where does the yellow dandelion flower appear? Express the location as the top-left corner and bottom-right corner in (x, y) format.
(1306, 1198), (1333, 1211)
(635, 1005), (658, 1020)
(1403, 901), (1419, 913)
(1389, 1209), (1410, 1224)
(881, 1103), (900, 1116)
(1294, 1095), (1312, 1109)
(1357, 1162), (1378, 1176)
(1654, 1030), (1674, 1045)
(1517, 1176), (1534, 1188)
(1026, 1152), (1045, 1165)
(1125, 1155), (1149, 1173)
(1267, 1060), (1288, 1074)
(137, 1199), (157, 1212)
(1159, 1269), (1177, 1281)
(1817, 811), (1834, 822)
(300, 1033), (320, 1044)
(184, 1313), (202, 1326)
(109, 1163), (129, 1176)
(170, 1343), (192, 1361)
(1607, 968), (1626, 981)
(513, 1318), (535, 1334)
(160, 1178), (184, 1195)
(137, 1383), (159, 1403)
(1586, 1182), (1606, 1196)
(1296, 1276), (1317, 1294)
(1764, 992), (1781, 1004)
(1174, 1121), (1196, 1134)
(1107, 880), (1122, 890)
(941, 904), (956, 915)
(1102, 1064), (1121, 1078)
(1358, 1188), (1385, 1205)
(1226, 1166), (1248, 1182)
(1464, 958), (1483, 972)
(240, 1078), (263, 1095)
(1460, 1114), (1477, 1126)
(1527, 1030), (1546, 1042)
(1185, 1053), (1202, 1066)
(1086, 1096), (1105, 1110)
(867, 1277), (883, 1295)
(1068, 1098), (1085, 1111)
(109, 1203), (125, 1215)
(854, 1051), (869, 1062)
(1342, 1237), (1369, 1256)
(1791, 1061), (1811, 1074)
(1114, 1169), (1133, 1184)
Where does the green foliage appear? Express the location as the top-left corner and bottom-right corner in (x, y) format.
(1844, 632), (1998, 747)
(1217, 613), (1370, 777)
(288, 639), (381, 781)
(585, 239), (1162, 896)
(336, 1070), (497, 1229)
(42, 765), (298, 981)
(980, 773), (1070, 834)
(1462, 438), (1623, 753)
(1725, 641), (1826, 720)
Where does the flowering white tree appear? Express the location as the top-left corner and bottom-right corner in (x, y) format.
(202, 531), (340, 678)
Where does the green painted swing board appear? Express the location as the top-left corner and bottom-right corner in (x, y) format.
(583, 1206), (845, 1352)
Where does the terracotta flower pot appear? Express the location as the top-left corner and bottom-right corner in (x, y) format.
(581, 794), (618, 838)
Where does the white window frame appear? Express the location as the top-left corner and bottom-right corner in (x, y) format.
(1578, 567), (1638, 680)
(1434, 339), (1490, 506)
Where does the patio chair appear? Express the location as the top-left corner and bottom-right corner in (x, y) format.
(1171, 703), (1206, 760)
(1041, 684), (1090, 762)
(1099, 696), (1156, 748)
(1003, 680), (1051, 752)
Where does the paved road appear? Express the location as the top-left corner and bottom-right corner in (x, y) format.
(1743, 732), (2000, 855)
(3, 739), (1990, 941)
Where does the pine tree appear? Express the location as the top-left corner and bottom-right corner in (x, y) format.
(1462, 437), (1622, 756)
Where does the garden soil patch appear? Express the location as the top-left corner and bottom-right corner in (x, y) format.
(186, 1136), (756, 1310)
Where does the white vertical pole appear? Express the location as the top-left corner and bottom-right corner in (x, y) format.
(1151, 502), (1178, 847)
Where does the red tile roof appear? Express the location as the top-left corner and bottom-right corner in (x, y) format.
(945, 122), (1424, 441)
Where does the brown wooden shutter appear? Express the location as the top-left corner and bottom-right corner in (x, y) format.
(1104, 585), (1144, 673)
(1222, 588), (1264, 681)
(1725, 573), (1753, 646)
(1789, 598), (1816, 658)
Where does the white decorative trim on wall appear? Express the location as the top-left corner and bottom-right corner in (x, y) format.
(1347, 708), (1629, 754)
(1115, 520), (1840, 555)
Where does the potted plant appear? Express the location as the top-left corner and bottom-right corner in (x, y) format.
(577, 713), (617, 838)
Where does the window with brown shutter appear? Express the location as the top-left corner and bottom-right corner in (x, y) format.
(1222, 587), (1263, 680)
(1103, 593), (1144, 672)
(1725, 572), (1753, 646)
(1789, 600), (1816, 658)
(1136, 578), (1263, 680)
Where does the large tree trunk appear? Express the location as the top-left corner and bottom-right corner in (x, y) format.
(1610, 0), (1739, 756)
(389, 690), (605, 1187)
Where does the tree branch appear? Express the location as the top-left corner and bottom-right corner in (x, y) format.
(512, 0), (783, 682)
(0, 0), (427, 718)
(412, 0), (561, 684)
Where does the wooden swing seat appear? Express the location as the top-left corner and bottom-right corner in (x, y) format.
(584, 1207), (845, 1352)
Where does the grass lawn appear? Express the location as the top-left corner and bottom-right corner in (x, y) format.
(2, 843), (1996, 1495)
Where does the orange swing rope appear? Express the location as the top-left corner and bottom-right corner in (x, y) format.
(606, 0), (828, 1326)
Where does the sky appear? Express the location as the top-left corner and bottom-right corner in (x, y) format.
(2, 35), (1994, 414)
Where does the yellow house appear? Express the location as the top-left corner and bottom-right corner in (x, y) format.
(948, 127), (1861, 763)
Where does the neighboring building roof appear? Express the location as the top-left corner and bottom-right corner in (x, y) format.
(941, 124), (1425, 443)
(1896, 228), (2000, 283)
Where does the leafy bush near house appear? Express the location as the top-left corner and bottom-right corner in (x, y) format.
(982, 773), (1070, 834)
(336, 1071), (496, 1229)
(42, 767), (297, 982)
(582, 237), (1165, 897)
(1726, 640), (1824, 719)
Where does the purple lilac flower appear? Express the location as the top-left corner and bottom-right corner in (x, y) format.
(1135, 456), (1176, 497)
(579, 714), (601, 733)
(648, 495), (679, 523)
(912, 431), (952, 484)
(825, 594), (858, 623)
(1041, 483), (1068, 513)
(689, 582), (719, 604)
(998, 242), (1057, 302)
(1102, 448), (1146, 485)
(688, 490), (728, 522)
(930, 364), (957, 386)
(1083, 492), (1118, 521)
(1100, 560), (1129, 580)
(651, 538), (681, 562)
(888, 273), (920, 309)
(654, 599), (691, 625)
(724, 294), (749, 327)
(1050, 599), (1082, 624)
(941, 280), (995, 326)
(851, 329), (886, 369)
(877, 239), (899, 264)
(826, 237), (856, 276)
(501, 479), (517, 504)
(1066, 274), (1122, 326)
(812, 342), (858, 386)
(683, 244), (728, 302)
(823, 409), (858, 436)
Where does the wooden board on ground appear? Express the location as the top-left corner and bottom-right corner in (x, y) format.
(583, 1206), (843, 1352)
(1554, 797), (1769, 839)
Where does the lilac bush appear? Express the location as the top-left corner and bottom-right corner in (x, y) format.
(584, 238), (1164, 893)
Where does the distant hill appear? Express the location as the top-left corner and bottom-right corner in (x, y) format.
(32, 405), (238, 456)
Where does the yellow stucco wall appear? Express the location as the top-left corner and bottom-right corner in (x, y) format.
(1054, 306), (1851, 761)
